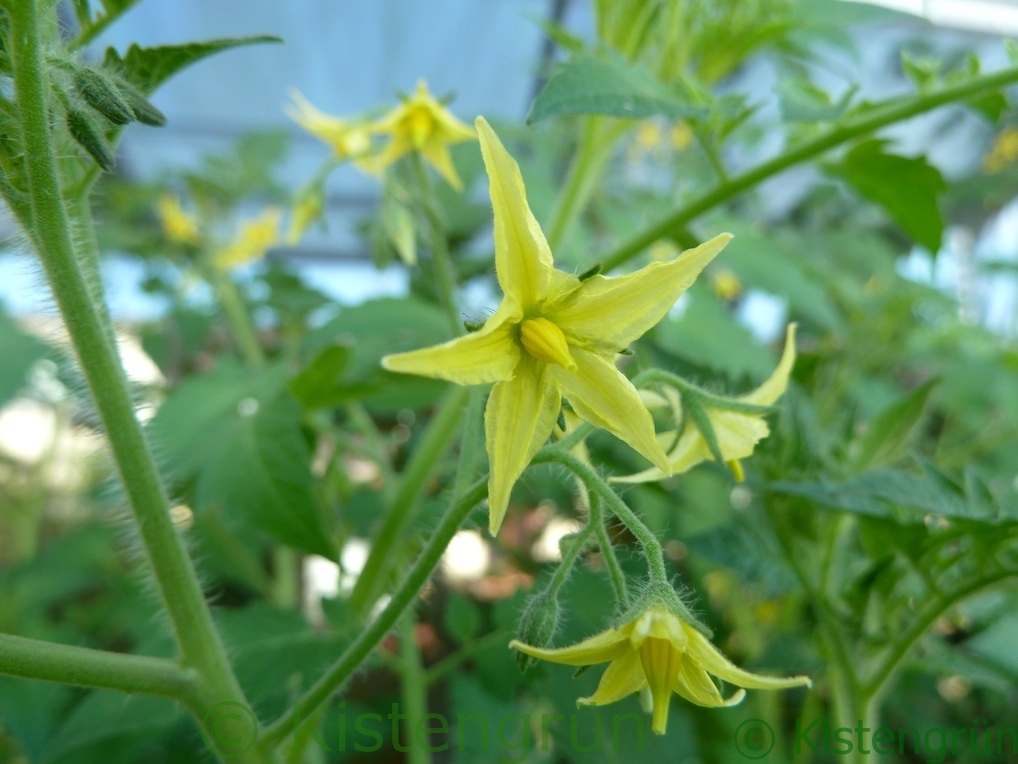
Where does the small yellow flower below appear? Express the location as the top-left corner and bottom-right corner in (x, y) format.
(511, 605), (810, 735)
(286, 90), (372, 162)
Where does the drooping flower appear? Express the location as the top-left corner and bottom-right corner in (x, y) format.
(286, 90), (372, 162)
(212, 208), (282, 271)
(157, 194), (201, 246)
(381, 116), (731, 534)
(511, 604), (811, 735)
(613, 323), (796, 485)
(367, 80), (475, 190)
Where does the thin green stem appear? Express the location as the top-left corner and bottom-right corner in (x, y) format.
(546, 522), (595, 595)
(545, 117), (610, 252)
(410, 152), (461, 336)
(349, 385), (469, 615)
(600, 63), (1018, 271)
(0, 633), (200, 703)
(9, 6), (264, 761)
(590, 493), (629, 606)
(398, 614), (431, 764)
(207, 267), (266, 365)
(260, 476), (488, 750)
(423, 629), (510, 686)
(533, 449), (669, 585)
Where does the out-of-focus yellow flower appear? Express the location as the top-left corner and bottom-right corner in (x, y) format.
(286, 90), (372, 162)
(983, 127), (1018, 173)
(367, 80), (475, 190)
(649, 240), (681, 263)
(615, 324), (797, 484)
(382, 117), (730, 534)
(670, 122), (693, 151)
(634, 120), (663, 151)
(711, 269), (743, 301)
(213, 208), (282, 271)
(511, 604), (810, 735)
(157, 194), (201, 246)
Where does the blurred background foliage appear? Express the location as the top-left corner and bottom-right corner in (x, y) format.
(2, 0), (1018, 762)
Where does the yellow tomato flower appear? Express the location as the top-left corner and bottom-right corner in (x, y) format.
(157, 194), (201, 246)
(382, 116), (730, 534)
(711, 268), (743, 301)
(212, 208), (282, 271)
(614, 324), (796, 484)
(511, 605), (811, 735)
(367, 80), (475, 190)
(286, 90), (372, 162)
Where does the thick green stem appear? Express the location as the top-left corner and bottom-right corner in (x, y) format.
(9, 6), (265, 762)
(410, 152), (461, 335)
(545, 117), (615, 252)
(0, 633), (200, 703)
(349, 386), (468, 615)
(533, 449), (669, 585)
(600, 64), (1018, 271)
(260, 477), (488, 750)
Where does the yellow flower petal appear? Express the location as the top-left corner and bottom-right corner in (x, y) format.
(549, 233), (731, 353)
(578, 650), (646, 707)
(742, 323), (797, 406)
(509, 627), (628, 667)
(420, 138), (464, 190)
(552, 348), (669, 475)
(475, 116), (557, 306)
(673, 661), (743, 707)
(485, 356), (562, 534)
(685, 628), (812, 691)
(287, 90), (371, 160)
(381, 303), (521, 385)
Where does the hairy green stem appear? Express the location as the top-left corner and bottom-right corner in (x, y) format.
(0, 633), (200, 702)
(590, 493), (629, 606)
(547, 522), (595, 595)
(349, 386), (468, 615)
(600, 63), (1018, 271)
(261, 477), (488, 749)
(9, 6), (265, 761)
(534, 449), (669, 585)
(399, 615), (431, 764)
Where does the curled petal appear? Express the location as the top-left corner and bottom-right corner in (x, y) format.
(686, 628), (812, 692)
(509, 627), (628, 667)
(578, 651), (647, 708)
(743, 323), (797, 406)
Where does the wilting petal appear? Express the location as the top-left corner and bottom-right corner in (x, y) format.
(579, 651), (647, 707)
(686, 628), (812, 691)
(552, 349), (669, 474)
(743, 323), (797, 406)
(476, 117), (557, 306)
(510, 627), (628, 667)
(485, 356), (561, 533)
(550, 234), (731, 353)
(382, 303), (521, 385)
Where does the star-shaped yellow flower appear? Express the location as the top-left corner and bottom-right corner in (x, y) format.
(286, 90), (372, 162)
(382, 116), (731, 534)
(614, 323), (797, 485)
(511, 605), (811, 735)
(367, 80), (475, 190)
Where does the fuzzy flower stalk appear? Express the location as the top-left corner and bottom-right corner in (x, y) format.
(511, 595), (811, 734)
(382, 116), (731, 534)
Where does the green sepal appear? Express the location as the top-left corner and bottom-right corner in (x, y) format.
(73, 66), (135, 125)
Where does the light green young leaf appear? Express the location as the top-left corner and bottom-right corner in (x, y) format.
(527, 51), (707, 124)
(853, 377), (937, 472)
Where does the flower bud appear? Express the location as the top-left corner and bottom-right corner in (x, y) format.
(66, 109), (115, 172)
(73, 67), (135, 125)
(515, 589), (560, 672)
(115, 79), (167, 127)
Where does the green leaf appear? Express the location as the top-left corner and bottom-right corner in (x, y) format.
(71, 0), (142, 49)
(527, 51), (707, 124)
(825, 139), (946, 252)
(444, 593), (482, 643)
(853, 378), (937, 472)
(103, 37), (282, 95)
(0, 309), (50, 406)
(149, 361), (337, 557)
(290, 343), (365, 410)
(778, 80), (856, 123)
